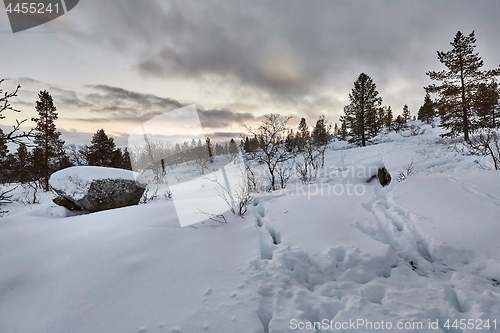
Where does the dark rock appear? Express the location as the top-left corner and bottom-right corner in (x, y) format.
(82, 179), (145, 211)
(52, 196), (81, 211)
(51, 178), (146, 212)
(377, 167), (392, 187)
(366, 167), (392, 187)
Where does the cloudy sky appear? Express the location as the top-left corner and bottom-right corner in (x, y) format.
(1, 0), (499, 147)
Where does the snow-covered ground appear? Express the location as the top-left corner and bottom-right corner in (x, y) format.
(2, 122), (500, 332)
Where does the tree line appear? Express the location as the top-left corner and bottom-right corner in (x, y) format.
(2, 30), (500, 200)
(340, 30), (500, 147)
(0, 89), (134, 192)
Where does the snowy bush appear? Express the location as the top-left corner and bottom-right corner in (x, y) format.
(140, 185), (160, 204)
(401, 124), (426, 137)
(0, 186), (16, 214)
(210, 171), (253, 217)
(17, 182), (41, 205)
(397, 161), (414, 182)
(466, 132), (500, 170)
(244, 165), (260, 193)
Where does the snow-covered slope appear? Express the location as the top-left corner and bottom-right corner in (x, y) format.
(2, 123), (500, 333)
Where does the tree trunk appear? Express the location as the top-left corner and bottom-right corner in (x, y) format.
(361, 86), (366, 147)
(459, 58), (470, 142)
(44, 113), (49, 191)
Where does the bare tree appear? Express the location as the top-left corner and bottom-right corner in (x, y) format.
(0, 79), (33, 144)
(210, 171), (253, 216)
(276, 162), (294, 189)
(467, 131), (500, 170)
(245, 114), (293, 190)
(296, 140), (322, 184)
(66, 144), (86, 166)
(190, 142), (213, 175)
(1, 79), (33, 213)
(130, 141), (173, 182)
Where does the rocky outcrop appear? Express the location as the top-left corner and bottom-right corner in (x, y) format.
(50, 166), (147, 212)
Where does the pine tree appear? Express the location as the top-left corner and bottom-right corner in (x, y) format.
(474, 81), (499, 129)
(402, 104), (411, 123)
(120, 148), (132, 170)
(285, 130), (297, 153)
(83, 129), (117, 167)
(344, 73), (382, 146)
(425, 31), (500, 141)
(243, 137), (252, 153)
(0, 128), (7, 163)
(228, 138), (238, 155)
(376, 107), (386, 132)
(111, 147), (124, 168)
(393, 115), (405, 132)
(205, 137), (214, 162)
(385, 106), (393, 130)
(296, 117), (310, 152)
(311, 115), (331, 167)
(333, 123), (339, 138)
(339, 116), (348, 141)
(31, 90), (65, 191)
(418, 93), (436, 125)
(215, 143), (223, 155)
(1, 154), (16, 184)
(14, 143), (30, 184)
(312, 115), (330, 146)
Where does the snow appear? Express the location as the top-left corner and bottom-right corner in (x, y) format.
(2, 125), (500, 332)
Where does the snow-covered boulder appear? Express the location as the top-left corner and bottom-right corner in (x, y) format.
(50, 166), (147, 212)
(344, 160), (392, 187)
(374, 166), (392, 187)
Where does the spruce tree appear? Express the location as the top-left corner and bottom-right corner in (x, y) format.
(228, 138), (238, 154)
(425, 31), (500, 141)
(83, 129), (117, 167)
(31, 90), (65, 191)
(344, 73), (382, 146)
(117, 147), (132, 170)
(418, 93), (436, 125)
(402, 104), (411, 123)
(312, 115), (330, 146)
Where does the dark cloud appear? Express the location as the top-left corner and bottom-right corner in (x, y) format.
(211, 132), (241, 139)
(78, 0), (500, 115)
(86, 85), (183, 110)
(2, 78), (92, 113)
(83, 84), (255, 128)
(83, 84), (184, 122)
(199, 109), (255, 129)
